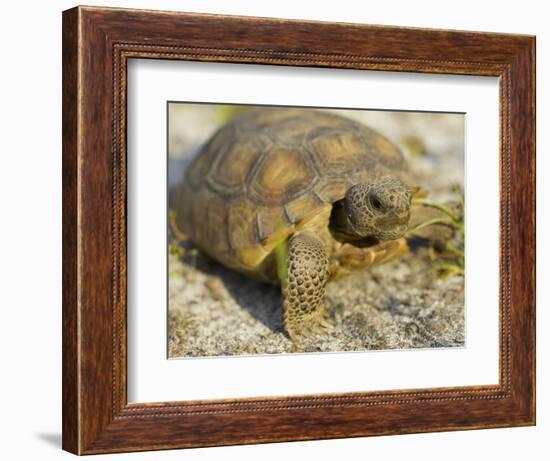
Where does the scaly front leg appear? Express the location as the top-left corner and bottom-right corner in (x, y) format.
(277, 232), (331, 348)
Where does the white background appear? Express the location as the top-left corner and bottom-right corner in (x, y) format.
(128, 61), (499, 402)
(0, 0), (546, 460)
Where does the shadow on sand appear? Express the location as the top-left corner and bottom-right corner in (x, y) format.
(181, 252), (285, 335)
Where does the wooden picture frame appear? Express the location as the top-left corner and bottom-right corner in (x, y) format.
(62, 5), (535, 455)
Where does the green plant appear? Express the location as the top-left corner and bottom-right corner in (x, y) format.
(412, 186), (464, 278)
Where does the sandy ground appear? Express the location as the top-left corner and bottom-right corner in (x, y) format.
(168, 247), (464, 357)
(167, 106), (465, 358)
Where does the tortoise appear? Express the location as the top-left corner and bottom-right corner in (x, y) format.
(172, 108), (443, 344)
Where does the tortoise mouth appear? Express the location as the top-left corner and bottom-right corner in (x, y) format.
(373, 224), (409, 240)
(352, 215), (409, 241)
(363, 210), (410, 239)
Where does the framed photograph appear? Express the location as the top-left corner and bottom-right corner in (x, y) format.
(62, 5), (535, 455)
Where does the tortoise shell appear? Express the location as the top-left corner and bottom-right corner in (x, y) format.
(173, 108), (408, 275)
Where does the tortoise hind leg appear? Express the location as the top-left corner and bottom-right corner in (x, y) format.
(278, 232), (331, 349)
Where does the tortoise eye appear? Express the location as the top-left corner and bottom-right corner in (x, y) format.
(369, 195), (383, 211)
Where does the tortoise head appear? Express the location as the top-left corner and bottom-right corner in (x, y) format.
(332, 176), (413, 241)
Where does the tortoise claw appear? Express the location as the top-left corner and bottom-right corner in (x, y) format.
(288, 313), (335, 352)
